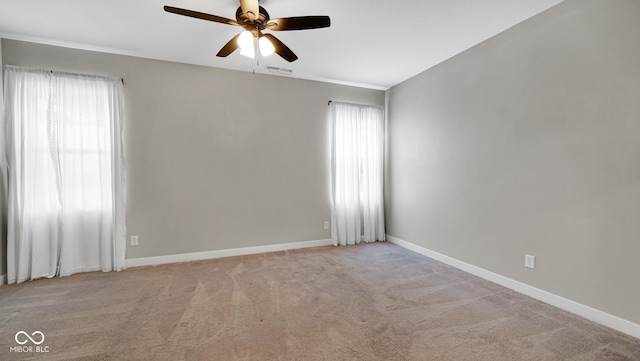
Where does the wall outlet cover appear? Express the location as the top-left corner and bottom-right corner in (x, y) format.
(525, 254), (535, 269)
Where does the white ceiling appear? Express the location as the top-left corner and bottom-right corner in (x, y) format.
(0, 0), (564, 90)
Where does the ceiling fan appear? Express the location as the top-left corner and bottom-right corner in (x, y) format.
(164, 0), (331, 62)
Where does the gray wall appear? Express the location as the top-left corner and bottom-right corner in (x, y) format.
(387, 0), (640, 324)
(1, 39), (384, 261)
(0, 38), (5, 276)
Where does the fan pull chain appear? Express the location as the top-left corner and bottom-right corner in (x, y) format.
(253, 40), (258, 74)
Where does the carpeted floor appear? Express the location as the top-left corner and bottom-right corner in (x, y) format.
(0, 242), (639, 360)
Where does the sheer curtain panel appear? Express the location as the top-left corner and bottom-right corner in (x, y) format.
(330, 102), (385, 246)
(3, 66), (126, 284)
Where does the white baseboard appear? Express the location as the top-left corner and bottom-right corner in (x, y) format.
(125, 239), (333, 268)
(386, 235), (640, 340)
(0, 273), (6, 285)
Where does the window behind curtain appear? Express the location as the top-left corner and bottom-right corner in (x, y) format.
(330, 101), (385, 246)
(3, 66), (126, 283)
(56, 74), (115, 212)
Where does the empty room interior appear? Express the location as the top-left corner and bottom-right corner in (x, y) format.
(1, 0), (639, 360)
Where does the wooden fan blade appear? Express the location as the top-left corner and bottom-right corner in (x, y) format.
(216, 34), (241, 57)
(239, 0), (260, 21)
(164, 6), (239, 26)
(266, 16), (330, 31)
(262, 34), (298, 62)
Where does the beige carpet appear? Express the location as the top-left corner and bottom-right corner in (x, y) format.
(0, 242), (638, 360)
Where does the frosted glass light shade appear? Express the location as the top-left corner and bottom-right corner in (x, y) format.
(259, 36), (275, 56)
(237, 31), (255, 58)
(237, 30), (253, 48)
(239, 45), (255, 58)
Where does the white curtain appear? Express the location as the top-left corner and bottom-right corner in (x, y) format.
(3, 66), (126, 284)
(330, 101), (385, 246)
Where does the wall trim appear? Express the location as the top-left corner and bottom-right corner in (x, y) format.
(125, 239), (334, 268)
(0, 274), (6, 285)
(0, 34), (388, 91)
(387, 235), (640, 340)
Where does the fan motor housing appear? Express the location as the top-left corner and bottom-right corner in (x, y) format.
(236, 6), (270, 27)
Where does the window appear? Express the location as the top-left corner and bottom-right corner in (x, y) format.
(3, 66), (126, 283)
(330, 101), (385, 246)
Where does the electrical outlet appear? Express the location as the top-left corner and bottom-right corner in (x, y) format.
(131, 236), (139, 246)
(324, 221), (330, 230)
(525, 254), (535, 269)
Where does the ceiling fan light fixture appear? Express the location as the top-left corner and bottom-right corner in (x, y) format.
(237, 30), (254, 48)
(239, 45), (255, 58)
(237, 30), (255, 58)
(164, 1), (331, 62)
(259, 36), (275, 57)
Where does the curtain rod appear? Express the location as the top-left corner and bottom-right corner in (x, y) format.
(49, 70), (124, 85)
(327, 100), (384, 109)
(5, 65), (124, 84)
(45, 69), (124, 84)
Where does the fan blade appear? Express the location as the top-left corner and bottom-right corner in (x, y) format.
(164, 6), (239, 26)
(216, 34), (241, 57)
(239, 0), (260, 21)
(266, 16), (330, 31)
(262, 34), (298, 62)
